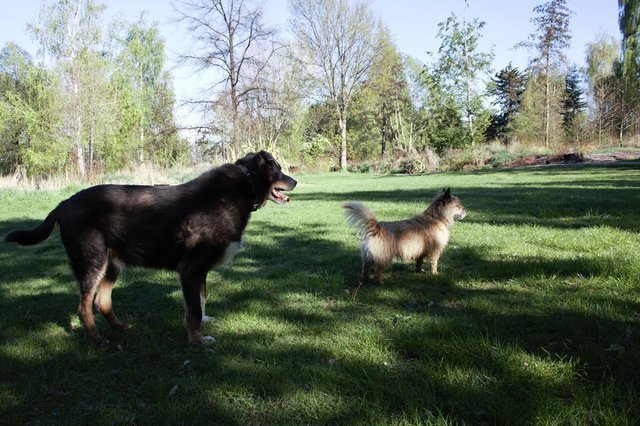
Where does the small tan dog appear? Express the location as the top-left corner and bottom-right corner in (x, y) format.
(343, 188), (466, 285)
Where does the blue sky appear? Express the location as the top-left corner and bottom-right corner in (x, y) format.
(1, 0), (621, 127)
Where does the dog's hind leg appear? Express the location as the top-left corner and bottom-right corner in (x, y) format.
(66, 238), (109, 343)
(94, 257), (130, 331)
(415, 257), (425, 273)
(373, 264), (386, 285)
(361, 258), (373, 283)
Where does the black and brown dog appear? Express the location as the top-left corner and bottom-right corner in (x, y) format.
(6, 151), (296, 345)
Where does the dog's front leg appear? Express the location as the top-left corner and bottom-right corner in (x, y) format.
(200, 282), (215, 323)
(180, 270), (215, 345)
(429, 249), (442, 275)
(415, 257), (426, 273)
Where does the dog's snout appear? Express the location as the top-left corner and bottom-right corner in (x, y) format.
(284, 175), (297, 190)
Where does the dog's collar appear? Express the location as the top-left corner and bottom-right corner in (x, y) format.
(237, 164), (261, 212)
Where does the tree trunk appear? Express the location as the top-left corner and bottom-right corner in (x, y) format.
(339, 116), (347, 170)
(544, 55), (550, 148)
(73, 81), (85, 177)
(140, 120), (145, 164)
(228, 15), (241, 160)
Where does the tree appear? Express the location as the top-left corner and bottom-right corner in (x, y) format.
(585, 33), (620, 142)
(399, 55), (430, 152)
(289, 0), (379, 170)
(486, 63), (527, 141)
(117, 17), (165, 164)
(28, 0), (107, 176)
(561, 65), (587, 143)
(0, 42), (33, 173)
(175, 0), (279, 159)
(430, 12), (494, 148)
(347, 26), (409, 159)
(618, 0), (640, 82)
(420, 64), (466, 153)
(0, 42), (66, 177)
(617, 0), (640, 140)
(367, 26), (407, 156)
(518, 0), (572, 147)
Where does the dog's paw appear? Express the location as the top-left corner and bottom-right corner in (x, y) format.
(416, 268), (426, 274)
(112, 322), (132, 331)
(202, 315), (215, 323)
(200, 335), (216, 345)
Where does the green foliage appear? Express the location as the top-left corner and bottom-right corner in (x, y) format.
(486, 64), (527, 141)
(511, 71), (564, 144)
(618, 0), (640, 83)
(430, 12), (494, 147)
(289, 0), (380, 169)
(0, 43), (66, 177)
(0, 3), (187, 179)
(561, 66), (588, 144)
(302, 134), (330, 164)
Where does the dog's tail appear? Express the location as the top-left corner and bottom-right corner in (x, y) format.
(342, 201), (380, 236)
(5, 207), (59, 246)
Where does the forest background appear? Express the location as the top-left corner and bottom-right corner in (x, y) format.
(0, 0), (638, 180)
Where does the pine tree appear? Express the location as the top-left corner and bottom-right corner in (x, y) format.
(486, 63), (527, 141)
(561, 66), (587, 140)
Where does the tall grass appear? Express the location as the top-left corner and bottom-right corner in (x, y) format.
(1, 164), (639, 424)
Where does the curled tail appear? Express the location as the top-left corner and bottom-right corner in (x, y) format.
(5, 207), (59, 246)
(342, 201), (380, 236)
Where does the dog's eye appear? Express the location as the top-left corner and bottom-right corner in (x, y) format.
(268, 159), (281, 171)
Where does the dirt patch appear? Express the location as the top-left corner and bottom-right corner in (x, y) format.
(505, 151), (640, 168)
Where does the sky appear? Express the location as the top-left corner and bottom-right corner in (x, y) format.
(0, 0), (621, 130)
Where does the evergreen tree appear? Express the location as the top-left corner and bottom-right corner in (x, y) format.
(561, 66), (587, 144)
(486, 63), (527, 141)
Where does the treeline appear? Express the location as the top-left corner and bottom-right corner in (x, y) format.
(0, 2), (187, 178)
(1, 0), (639, 178)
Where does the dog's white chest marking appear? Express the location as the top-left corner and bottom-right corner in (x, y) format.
(217, 239), (243, 266)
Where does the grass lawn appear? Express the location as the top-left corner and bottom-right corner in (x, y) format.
(1, 164), (639, 424)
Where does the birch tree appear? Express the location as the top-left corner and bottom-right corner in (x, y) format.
(289, 0), (378, 169)
(29, 0), (105, 176)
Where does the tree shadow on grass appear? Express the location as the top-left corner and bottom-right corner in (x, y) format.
(295, 180), (640, 232)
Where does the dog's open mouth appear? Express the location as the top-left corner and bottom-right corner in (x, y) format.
(269, 175), (296, 205)
(270, 187), (291, 204)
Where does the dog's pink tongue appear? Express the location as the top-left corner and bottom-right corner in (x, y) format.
(272, 189), (290, 203)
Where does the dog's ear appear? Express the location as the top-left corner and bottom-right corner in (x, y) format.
(253, 151), (268, 168)
(444, 188), (451, 199)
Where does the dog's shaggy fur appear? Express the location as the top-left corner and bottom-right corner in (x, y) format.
(5, 151), (296, 345)
(343, 188), (466, 285)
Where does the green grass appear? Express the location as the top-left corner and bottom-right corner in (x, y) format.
(1, 164), (639, 424)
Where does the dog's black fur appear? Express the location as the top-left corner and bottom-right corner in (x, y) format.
(5, 151), (296, 345)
